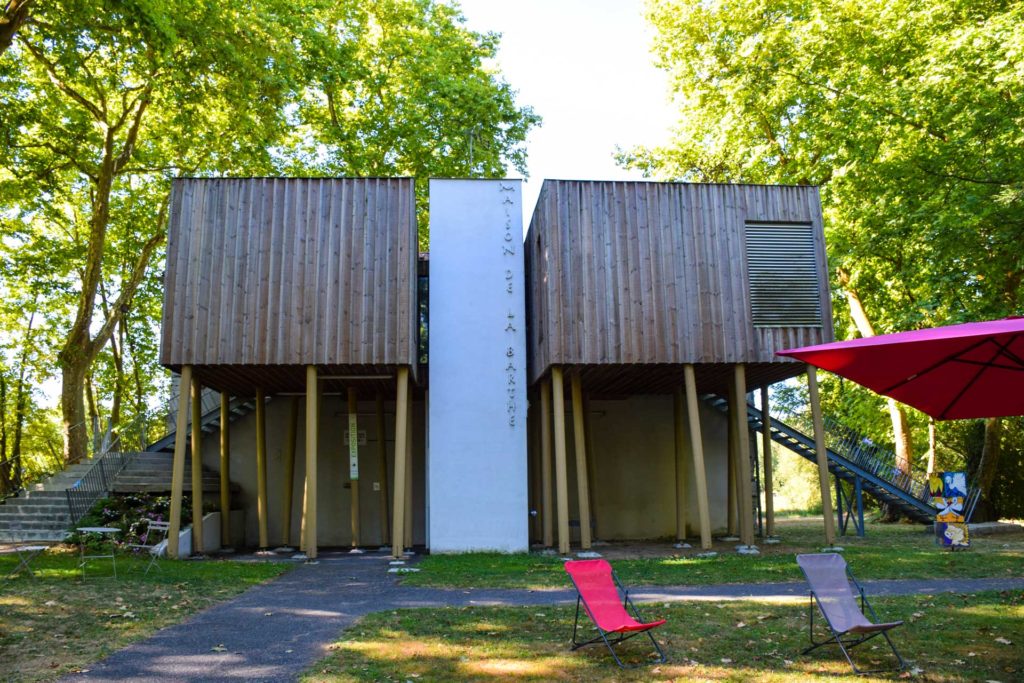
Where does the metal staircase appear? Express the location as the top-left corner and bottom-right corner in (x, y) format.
(146, 394), (261, 452)
(703, 395), (940, 533)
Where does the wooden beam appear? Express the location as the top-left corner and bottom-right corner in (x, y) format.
(190, 377), (204, 555)
(733, 365), (755, 546)
(282, 396), (299, 547)
(726, 393), (738, 536)
(582, 394), (598, 539)
(256, 388), (269, 549)
(348, 387), (360, 548)
(540, 378), (554, 548)
(219, 392), (231, 548)
(551, 367), (571, 555)
(673, 386), (688, 542)
(570, 371), (592, 549)
(299, 476), (307, 552)
(807, 366), (836, 545)
(391, 367), (410, 558)
(168, 365), (191, 559)
(403, 399), (413, 549)
(304, 366), (319, 559)
(760, 386), (775, 537)
(376, 392), (390, 546)
(683, 364), (712, 550)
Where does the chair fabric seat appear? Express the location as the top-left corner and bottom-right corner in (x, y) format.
(564, 559), (664, 633)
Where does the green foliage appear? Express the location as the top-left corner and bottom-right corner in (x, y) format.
(403, 520), (1024, 589)
(0, 0), (538, 464)
(309, 592), (1024, 681)
(628, 0), (1024, 507)
(69, 492), (215, 547)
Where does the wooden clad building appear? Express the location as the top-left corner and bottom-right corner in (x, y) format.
(159, 177), (421, 561)
(161, 177), (418, 392)
(526, 180), (833, 393)
(524, 180), (838, 554)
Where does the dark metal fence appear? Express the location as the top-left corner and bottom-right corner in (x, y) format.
(63, 392), (181, 525)
(64, 451), (134, 523)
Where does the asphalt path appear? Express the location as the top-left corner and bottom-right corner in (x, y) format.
(60, 552), (1024, 682)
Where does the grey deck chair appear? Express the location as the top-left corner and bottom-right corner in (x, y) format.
(126, 520), (170, 574)
(796, 553), (905, 675)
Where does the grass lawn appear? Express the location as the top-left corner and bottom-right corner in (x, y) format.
(0, 546), (291, 682)
(401, 518), (1024, 589)
(305, 590), (1024, 682)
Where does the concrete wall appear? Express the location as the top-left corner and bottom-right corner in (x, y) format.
(426, 179), (529, 552)
(535, 394), (742, 541)
(199, 395), (426, 549)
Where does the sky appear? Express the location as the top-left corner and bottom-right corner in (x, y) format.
(451, 0), (677, 223)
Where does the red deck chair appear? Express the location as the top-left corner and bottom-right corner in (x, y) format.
(796, 553), (905, 675)
(563, 559), (667, 668)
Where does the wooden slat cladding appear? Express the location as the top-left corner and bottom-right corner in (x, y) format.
(526, 181), (833, 385)
(160, 178), (417, 369)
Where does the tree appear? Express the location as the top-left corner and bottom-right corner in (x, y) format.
(291, 0), (539, 245)
(0, 0), (33, 56)
(624, 0), (1024, 516)
(1, 0), (538, 464)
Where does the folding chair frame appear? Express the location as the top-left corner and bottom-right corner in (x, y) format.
(4, 542), (47, 580)
(802, 566), (905, 675)
(127, 520), (170, 575)
(567, 567), (667, 669)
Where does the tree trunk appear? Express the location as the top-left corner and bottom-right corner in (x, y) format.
(60, 350), (90, 464)
(0, 374), (10, 494)
(837, 267), (914, 521)
(0, 0), (33, 56)
(971, 417), (1003, 521)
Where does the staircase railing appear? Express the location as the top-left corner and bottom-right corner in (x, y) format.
(768, 405), (932, 503)
(64, 451), (135, 522)
(64, 391), (181, 525)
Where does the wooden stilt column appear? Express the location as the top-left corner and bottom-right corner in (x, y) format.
(760, 386), (775, 537)
(299, 477), (307, 552)
(540, 378), (554, 548)
(570, 372), (592, 549)
(391, 367), (410, 558)
(403, 400), (413, 549)
(807, 366), (836, 545)
(683, 364), (712, 550)
(348, 387), (361, 548)
(582, 394), (598, 539)
(255, 388), (269, 549)
(219, 393), (231, 548)
(190, 377), (204, 555)
(304, 366), (319, 559)
(727, 400), (738, 536)
(282, 397), (299, 547)
(673, 386), (688, 541)
(733, 365), (755, 546)
(551, 367), (571, 555)
(168, 365), (191, 559)
(376, 392), (390, 546)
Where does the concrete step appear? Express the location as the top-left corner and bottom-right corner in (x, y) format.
(0, 524), (74, 532)
(113, 482), (225, 493)
(17, 491), (68, 501)
(0, 504), (68, 515)
(0, 511), (70, 522)
(0, 530), (70, 543)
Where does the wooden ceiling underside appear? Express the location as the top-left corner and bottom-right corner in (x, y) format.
(530, 361), (808, 398)
(167, 364), (421, 399)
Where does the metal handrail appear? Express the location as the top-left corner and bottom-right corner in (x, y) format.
(64, 392), (182, 524)
(64, 451), (136, 523)
(770, 406), (934, 503)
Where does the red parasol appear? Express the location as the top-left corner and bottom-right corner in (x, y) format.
(778, 317), (1024, 420)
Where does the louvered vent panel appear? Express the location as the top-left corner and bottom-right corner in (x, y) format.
(745, 223), (822, 327)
